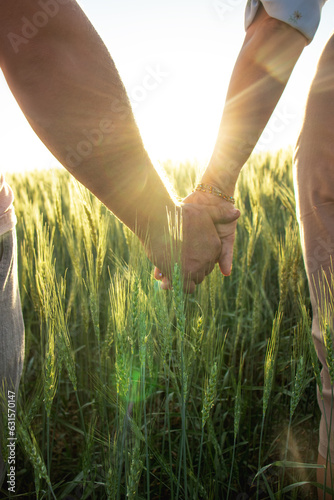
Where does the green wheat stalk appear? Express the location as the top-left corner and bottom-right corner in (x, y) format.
(227, 355), (243, 500)
(257, 312), (281, 500)
(18, 424), (56, 499)
(196, 361), (218, 497)
(173, 263), (188, 500)
(127, 441), (144, 500)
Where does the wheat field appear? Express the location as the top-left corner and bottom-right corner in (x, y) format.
(0, 150), (327, 499)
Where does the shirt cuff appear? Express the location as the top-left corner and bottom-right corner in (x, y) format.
(245, 0), (327, 42)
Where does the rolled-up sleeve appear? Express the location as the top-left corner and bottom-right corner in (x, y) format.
(245, 0), (328, 42)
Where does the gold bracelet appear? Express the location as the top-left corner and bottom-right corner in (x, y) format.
(193, 183), (235, 204)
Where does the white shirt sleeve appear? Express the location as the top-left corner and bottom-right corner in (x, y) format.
(245, 0), (328, 42)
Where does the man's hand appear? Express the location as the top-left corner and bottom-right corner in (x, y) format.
(153, 195), (240, 293)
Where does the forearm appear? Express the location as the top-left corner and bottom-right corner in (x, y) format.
(202, 6), (307, 194)
(0, 0), (176, 242)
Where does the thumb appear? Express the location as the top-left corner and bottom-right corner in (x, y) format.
(161, 276), (172, 290)
(218, 234), (236, 276)
(205, 205), (240, 224)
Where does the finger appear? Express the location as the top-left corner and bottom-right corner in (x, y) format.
(218, 234), (236, 276)
(160, 276), (172, 290)
(154, 267), (164, 281)
(205, 205), (240, 225)
(193, 271), (206, 285)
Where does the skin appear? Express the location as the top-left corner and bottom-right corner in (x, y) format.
(154, 192), (239, 290)
(0, 0), (239, 292)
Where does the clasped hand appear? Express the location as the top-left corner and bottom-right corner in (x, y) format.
(154, 190), (240, 293)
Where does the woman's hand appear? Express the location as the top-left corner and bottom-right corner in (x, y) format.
(184, 190), (240, 275)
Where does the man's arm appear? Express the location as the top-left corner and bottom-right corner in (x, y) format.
(0, 0), (172, 236)
(0, 0), (237, 290)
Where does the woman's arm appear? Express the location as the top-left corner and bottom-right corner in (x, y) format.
(178, 5), (308, 278)
(202, 4), (307, 195)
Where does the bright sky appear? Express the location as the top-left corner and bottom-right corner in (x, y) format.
(1, 0), (334, 173)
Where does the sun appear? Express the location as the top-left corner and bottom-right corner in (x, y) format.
(134, 100), (220, 168)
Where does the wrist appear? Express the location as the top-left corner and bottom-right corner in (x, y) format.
(141, 204), (183, 277)
(136, 200), (180, 247)
(200, 172), (236, 198)
(193, 183), (235, 204)
(201, 160), (238, 197)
